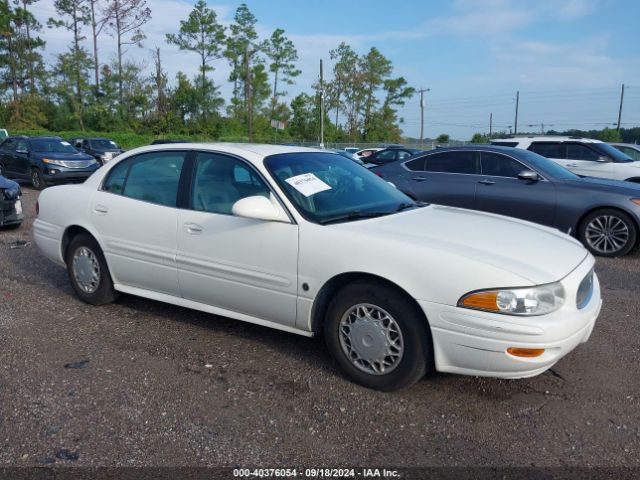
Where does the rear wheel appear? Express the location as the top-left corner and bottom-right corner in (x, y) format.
(31, 168), (45, 190)
(66, 233), (118, 305)
(324, 281), (432, 391)
(579, 208), (637, 257)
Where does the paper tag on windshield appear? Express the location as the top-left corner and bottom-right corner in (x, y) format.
(285, 173), (331, 197)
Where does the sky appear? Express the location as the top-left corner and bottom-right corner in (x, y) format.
(32, 0), (640, 140)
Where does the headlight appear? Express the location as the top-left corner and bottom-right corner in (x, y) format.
(458, 282), (565, 316)
(42, 158), (65, 167)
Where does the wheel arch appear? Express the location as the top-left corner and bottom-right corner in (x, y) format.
(310, 271), (431, 335)
(61, 225), (104, 262)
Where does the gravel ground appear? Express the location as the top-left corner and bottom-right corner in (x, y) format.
(0, 186), (638, 469)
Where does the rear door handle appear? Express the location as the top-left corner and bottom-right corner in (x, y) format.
(478, 180), (496, 185)
(93, 205), (108, 214)
(184, 223), (203, 235)
(411, 176), (427, 182)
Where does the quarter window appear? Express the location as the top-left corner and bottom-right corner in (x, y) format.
(424, 151), (478, 174)
(191, 152), (270, 215)
(481, 152), (527, 178)
(566, 143), (601, 161)
(528, 142), (564, 158)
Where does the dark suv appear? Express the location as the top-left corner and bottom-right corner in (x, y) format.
(69, 137), (124, 165)
(0, 136), (99, 190)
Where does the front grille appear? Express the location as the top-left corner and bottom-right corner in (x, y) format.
(576, 270), (594, 309)
(56, 160), (94, 168)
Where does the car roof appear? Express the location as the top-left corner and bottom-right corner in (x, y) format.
(414, 145), (531, 155)
(492, 136), (603, 144)
(127, 143), (328, 160)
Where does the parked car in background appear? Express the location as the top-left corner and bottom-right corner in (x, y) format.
(374, 145), (640, 257)
(331, 149), (376, 168)
(367, 147), (424, 166)
(151, 139), (191, 145)
(491, 136), (639, 182)
(0, 175), (23, 228)
(355, 147), (383, 158)
(70, 137), (124, 165)
(610, 143), (640, 161)
(0, 129), (8, 139)
(0, 136), (99, 190)
(34, 144), (600, 391)
(343, 147), (359, 155)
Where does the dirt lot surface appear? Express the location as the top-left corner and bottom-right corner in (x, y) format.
(0, 186), (638, 470)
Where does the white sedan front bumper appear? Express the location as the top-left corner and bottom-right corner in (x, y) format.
(419, 256), (601, 378)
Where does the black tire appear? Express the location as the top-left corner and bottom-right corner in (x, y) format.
(31, 168), (46, 190)
(324, 280), (433, 391)
(66, 233), (119, 305)
(578, 208), (637, 257)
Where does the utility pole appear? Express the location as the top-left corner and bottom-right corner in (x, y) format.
(319, 59), (324, 148)
(617, 83), (625, 132)
(489, 112), (493, 139)
(514, 90), (519, 136)
(417, 88), (430, 145)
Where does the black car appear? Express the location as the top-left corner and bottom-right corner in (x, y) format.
(0, 175), (23, 228)
(0, 136), (100, 190)
(150, 139), (191, 145)
(70, 137), (124, 165)
(367, 147), (424, 166)
(374, 145), (640, 257)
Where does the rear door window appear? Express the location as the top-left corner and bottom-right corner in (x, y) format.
(102, 151), (186, 207)
(424, 151), (478, 174)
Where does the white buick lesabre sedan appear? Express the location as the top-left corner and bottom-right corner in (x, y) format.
(33, 144), (602, 391)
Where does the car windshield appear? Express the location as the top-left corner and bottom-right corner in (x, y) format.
(264, 152), (417, 224)
(91, 139), (119, 149)
(592, 142), (634, 163)
(30, 139), (77, 153)
(513, 149), (580, 180)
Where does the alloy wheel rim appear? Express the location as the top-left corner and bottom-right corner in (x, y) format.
(32, 171), (40, 187)
(72, 246), (101, 294)
(585, 215), (629, 254)
(339, 303), (404, 376)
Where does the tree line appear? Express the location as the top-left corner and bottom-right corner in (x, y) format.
(0, 0), (413, 143)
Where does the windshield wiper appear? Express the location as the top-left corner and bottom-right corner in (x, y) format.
(319, 210), (394, 225)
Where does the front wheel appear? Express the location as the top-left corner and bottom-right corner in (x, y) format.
(66, 233), (119, 305)
(579, 208), (637, 257)
(31, 168), (46, 190)
(324, 281), (433, 391)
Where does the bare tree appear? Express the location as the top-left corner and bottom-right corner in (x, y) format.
(103, 0), (151, 105)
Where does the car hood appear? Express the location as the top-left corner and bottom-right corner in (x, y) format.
(563, 176), (640, 194)
(332, 205), (587, 285)
(35, 152), (95, 161)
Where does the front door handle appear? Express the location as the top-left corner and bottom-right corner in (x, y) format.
(184, 223), (203, 235)
(565, 163), (578, 168)
(479, 180), (496, 185)
(411, 176), (427, 182)
(93, 205), (108, 215)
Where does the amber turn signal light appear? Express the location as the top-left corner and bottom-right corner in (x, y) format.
(506, 347), (545, 358)
(460, 291), (498, 311)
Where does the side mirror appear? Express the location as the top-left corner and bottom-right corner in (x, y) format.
(596, 156), (609, 163)
(517, 170), (540, 181)
(232, 195), (287, 222)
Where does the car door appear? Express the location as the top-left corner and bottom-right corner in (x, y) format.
(176, 151), (299, 327)
(14, 139), (31, 176)
(476, 151), (556, 227)
(90, 150), (186, 296)
(563, 142), (614, 179)
(0, 139), (16, 175)
(405, 151), (480, 209)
